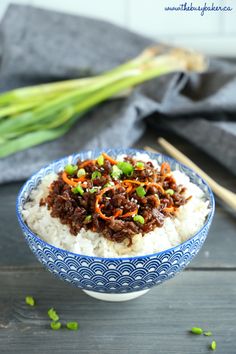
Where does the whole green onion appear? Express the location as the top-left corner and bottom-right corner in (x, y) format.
(0, 46), (206, 158)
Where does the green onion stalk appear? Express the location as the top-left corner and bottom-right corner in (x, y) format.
(0, 46), (206, 158)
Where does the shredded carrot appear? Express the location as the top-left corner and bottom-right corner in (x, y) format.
(122, 179), (144, 186)
(74, 175), (86, 183)
(123, 180), (164, 194)
(120, 208), (138, 218)
(102, 152), (118, 165)
(95, 186), (117, 220)
(114, 209), (123, 218)
(146, 182), (165, 194)
(160, 162), (171, 176)
(163, 206), (175, 213)
(79, 159), (95, 168)
(152, 172), (158, 182)
(62, 171), (87, 187)
(126, 184), (133, 194)
(62, 171), (78, 187)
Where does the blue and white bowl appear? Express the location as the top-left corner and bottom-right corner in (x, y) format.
(16, 148), (215, 301)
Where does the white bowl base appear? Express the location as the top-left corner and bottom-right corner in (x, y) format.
(83, 289), (150, 302)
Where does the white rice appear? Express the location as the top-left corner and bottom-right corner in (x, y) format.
(22, 153), (210, 258)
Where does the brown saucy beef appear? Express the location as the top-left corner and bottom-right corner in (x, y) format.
(40, 153), (190, 245)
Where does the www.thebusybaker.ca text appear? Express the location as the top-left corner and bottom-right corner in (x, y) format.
(165, 2), (233, 16)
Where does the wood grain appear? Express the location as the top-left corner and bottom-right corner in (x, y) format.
(0, 269), (235, 354)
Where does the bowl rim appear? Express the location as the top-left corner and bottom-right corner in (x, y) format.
(16, 148), (215, 261)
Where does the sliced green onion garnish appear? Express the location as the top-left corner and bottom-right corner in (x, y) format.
(191, 327), (203, 335)
(133, 215), (145, 224)
(48, 308), (59, 322)
(117, 161), (134, 175)
(97, 155), (104, 166)
(91, 171), (102, 180)
(25, 295), (35, 307)
(89, 187), (99, 193)
(50, 321), (61, 330)
(111, 165), (122, 180)
(204, 331), (212, 336)
(72, 184), (84, 195)
(103, 182), (112, 188)
(136, 186), (146, 198)
(135, 161), (144, 169)
(84, 215), (92, 223)
(65, 164), (77, 175)
(77, 168), (86, 178)
(210, 340), (216, 351)
(166, 189), (175, 195)
(66, 321), (79, 330)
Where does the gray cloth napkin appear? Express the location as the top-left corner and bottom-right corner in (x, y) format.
(0, 4), (235, 183)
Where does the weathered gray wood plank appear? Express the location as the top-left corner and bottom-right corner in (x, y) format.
(0, 269), (235, 354)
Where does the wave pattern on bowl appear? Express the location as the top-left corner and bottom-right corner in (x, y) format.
(17, 148), (214, 294)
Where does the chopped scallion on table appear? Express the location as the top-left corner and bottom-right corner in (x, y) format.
(25, 295), (35, 307)
(66, 322), (79, 330)
(50, 321), (61, 330)
(210, 340), (217, 351)
(190, 327), (203, 335)
(204, 331), (212, 336)
(48, 308), (59, 322)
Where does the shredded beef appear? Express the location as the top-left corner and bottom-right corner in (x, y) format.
(41, 154), (190, 245)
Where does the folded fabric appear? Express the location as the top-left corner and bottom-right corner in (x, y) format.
(0, 4), (235, 183)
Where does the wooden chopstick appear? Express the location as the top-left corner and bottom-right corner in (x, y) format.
(144, 138), (236, 211)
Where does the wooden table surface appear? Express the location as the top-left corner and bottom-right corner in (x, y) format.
(0, 128), (235, 354)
